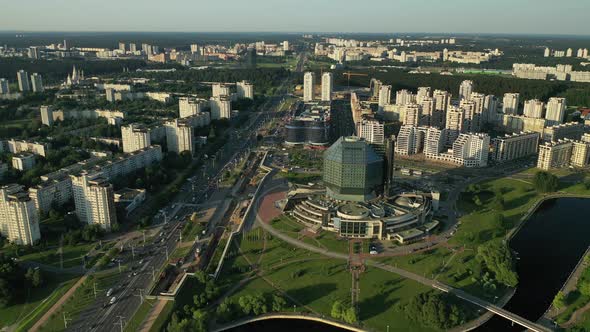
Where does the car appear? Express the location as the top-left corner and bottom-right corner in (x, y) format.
(106, 288), (114, 297)
(133, 271), (139, 276)
(109, 297), (117, 305)
(139, 259), (144, 265)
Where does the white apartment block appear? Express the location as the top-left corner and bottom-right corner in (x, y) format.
(179, 97), (207, 118)
(321, 72), (333, 102)
(7, 139), (49, 157)
(545, 97), (566, 125)
(571, 141), (590, 168)
(459, 80), (473, 100)
(523, 99), (545, 119)
(395, 89), (414, 106)
(484, 95), (499, 123)
(403, 104), (421, 127)
(491, 132), (540, 163)
(445, 106), (464, 144)
(212, 83), (231, 98)
(31, 73), (44, 93)
(165, 120), (194, 155)
(17, 70), (30, 92)
(0, 184), (40, 245)
(416, 87), (431, 102)
(236, 80), (254, 99)
(356, 118), (384, 145)
(502, 93), (520, 115)
(452, 133), (490, 167)
(40, 105), (54, 126)
(11, 153), (36, 171)
(121, 123), (151, 153)
(303, 72), (315, 102)
(424, 127), (448, 157)
(210, 95), (232, 120)
(543, 122), (584, 142)
(0, 78), (9, 94)
(419, 97), (435, 126)
(71, 172), (117, 231)
(537, 140), (573, 170)
(395, 125), (424, 155)
(377, 85), (392, 112)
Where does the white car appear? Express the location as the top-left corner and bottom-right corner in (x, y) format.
(106, 288), (114, 297)
(109, 297), (117, 305)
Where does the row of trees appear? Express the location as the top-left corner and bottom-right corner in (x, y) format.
(476, 241), (519, 288)
(404, 292), (465, 329)
(533, 171), (560, 193)
(330, 301), (357, 324)
(0, 254), (43, 308)
(215, 293), (288, 323)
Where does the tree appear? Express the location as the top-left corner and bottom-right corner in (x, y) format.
(404, 293), (464, 329)
(342, 307), (357, 324)
(0, 278), (12, 308)
(579, 280), (590, 296)
(476, 241), (518, 287)
(32, 269), (43, 288)
(553, 291), (567, 309)
(331, 301), (343, 319)
(272, 294), (286, 312)
(533, 171), (559, 193)
(216, 298), (235, 323)
(492, 195), (505, 211)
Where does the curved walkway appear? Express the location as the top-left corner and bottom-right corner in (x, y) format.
(212, 313), (363, 332)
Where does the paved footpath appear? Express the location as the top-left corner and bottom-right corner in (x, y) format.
(139, 299), (168, 332)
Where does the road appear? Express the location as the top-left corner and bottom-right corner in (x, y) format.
(63, 52), (307, 332)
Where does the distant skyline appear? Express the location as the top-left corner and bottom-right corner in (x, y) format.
(1, 0), (588, 36)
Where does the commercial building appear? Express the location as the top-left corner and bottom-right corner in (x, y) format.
(537, 140), (573, 170)
(321, 72), (333, 102)
(71, 172), (117, 231)
(236, 80), (254, 99)
(165, 119), (194, 155)
(523, 99), (545, 119)
(491, 132), (539, 163)
(303, 72), (315, 102)
(502, 93), (520, 115)
(31, 73), (44, 93)
(121, 123), (151, 153)
(545, 97), (566, 125)
(209, 95), (232, 120)
(0, 184), (40, 245)
(285, 102), (331, 146)
(17, 70), (30, 92)
(11, 153), (36, 171)
(40, 105), (54, 126)
(323, 136), (383, 202)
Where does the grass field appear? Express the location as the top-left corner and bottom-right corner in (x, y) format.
(123, 299), (155, 332)
(39, 270), (122, 332)
(149, 301), (174, 332)
(18, 243), (96, 269)
(0, 272), (80, 330)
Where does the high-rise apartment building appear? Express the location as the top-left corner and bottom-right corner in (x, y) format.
(432, 90), (450, 128)
(484, 95), (499, 123)
(303, 72), (315, 102)
(537, 140), (573, 170)
(283, 40), (290, 51)
(395, 89), (414, 106)
(523, 99), (545, 118)
(17, 70), (30, 92)
(71, 172), (117, 231)
(419, 97), (435, 126)
(395, 125), (424, 155)
(403, 104), (421, 127)
(424, 127), (448, 157)
(452, 133), (490, 167)
(445, 106), (464, 144)
(459, 80), (473, 100)
(179, 97), (206, 118)
(0, 184), (40, 245)
(40, 105), (54, 126)
(236, 80), (254, 99)
(129, 43), (137, 52)
(321, 72), (333, 102)
(502, 93), (520, 115)
(356, 118), (384, 145)
(378, 85), (392, 111)
(121, 124), (151, 153)
(0, 78), (9, 94)
(31, 73), (43, 93)
(212, 83), (231, 98)
(29, 46), (40, 59)
(571, 141), (590, 168)
(210, 95), (232, 120)
(491, 132), (539, 163)
(416, 87), (431, 102)
(545, 97), (566, 125)
(118, 42), (126, 52)
(165, 119), (194, 155)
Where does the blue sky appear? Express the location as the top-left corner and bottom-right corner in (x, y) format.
(1, 0), (587, 35)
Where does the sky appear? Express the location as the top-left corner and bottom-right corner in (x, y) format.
(1, 0), (588, 35)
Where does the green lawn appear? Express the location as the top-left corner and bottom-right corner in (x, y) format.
(19, 243), (96, 269)
(269, 215), (351, 254)
(149, 301), (174, 332)
(0, 272), (79, 330)
(378, 247), (455, 280)
(169, 245), (192, 262)
(124, 299), (155, 332)
(39, 270), (122, 332)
